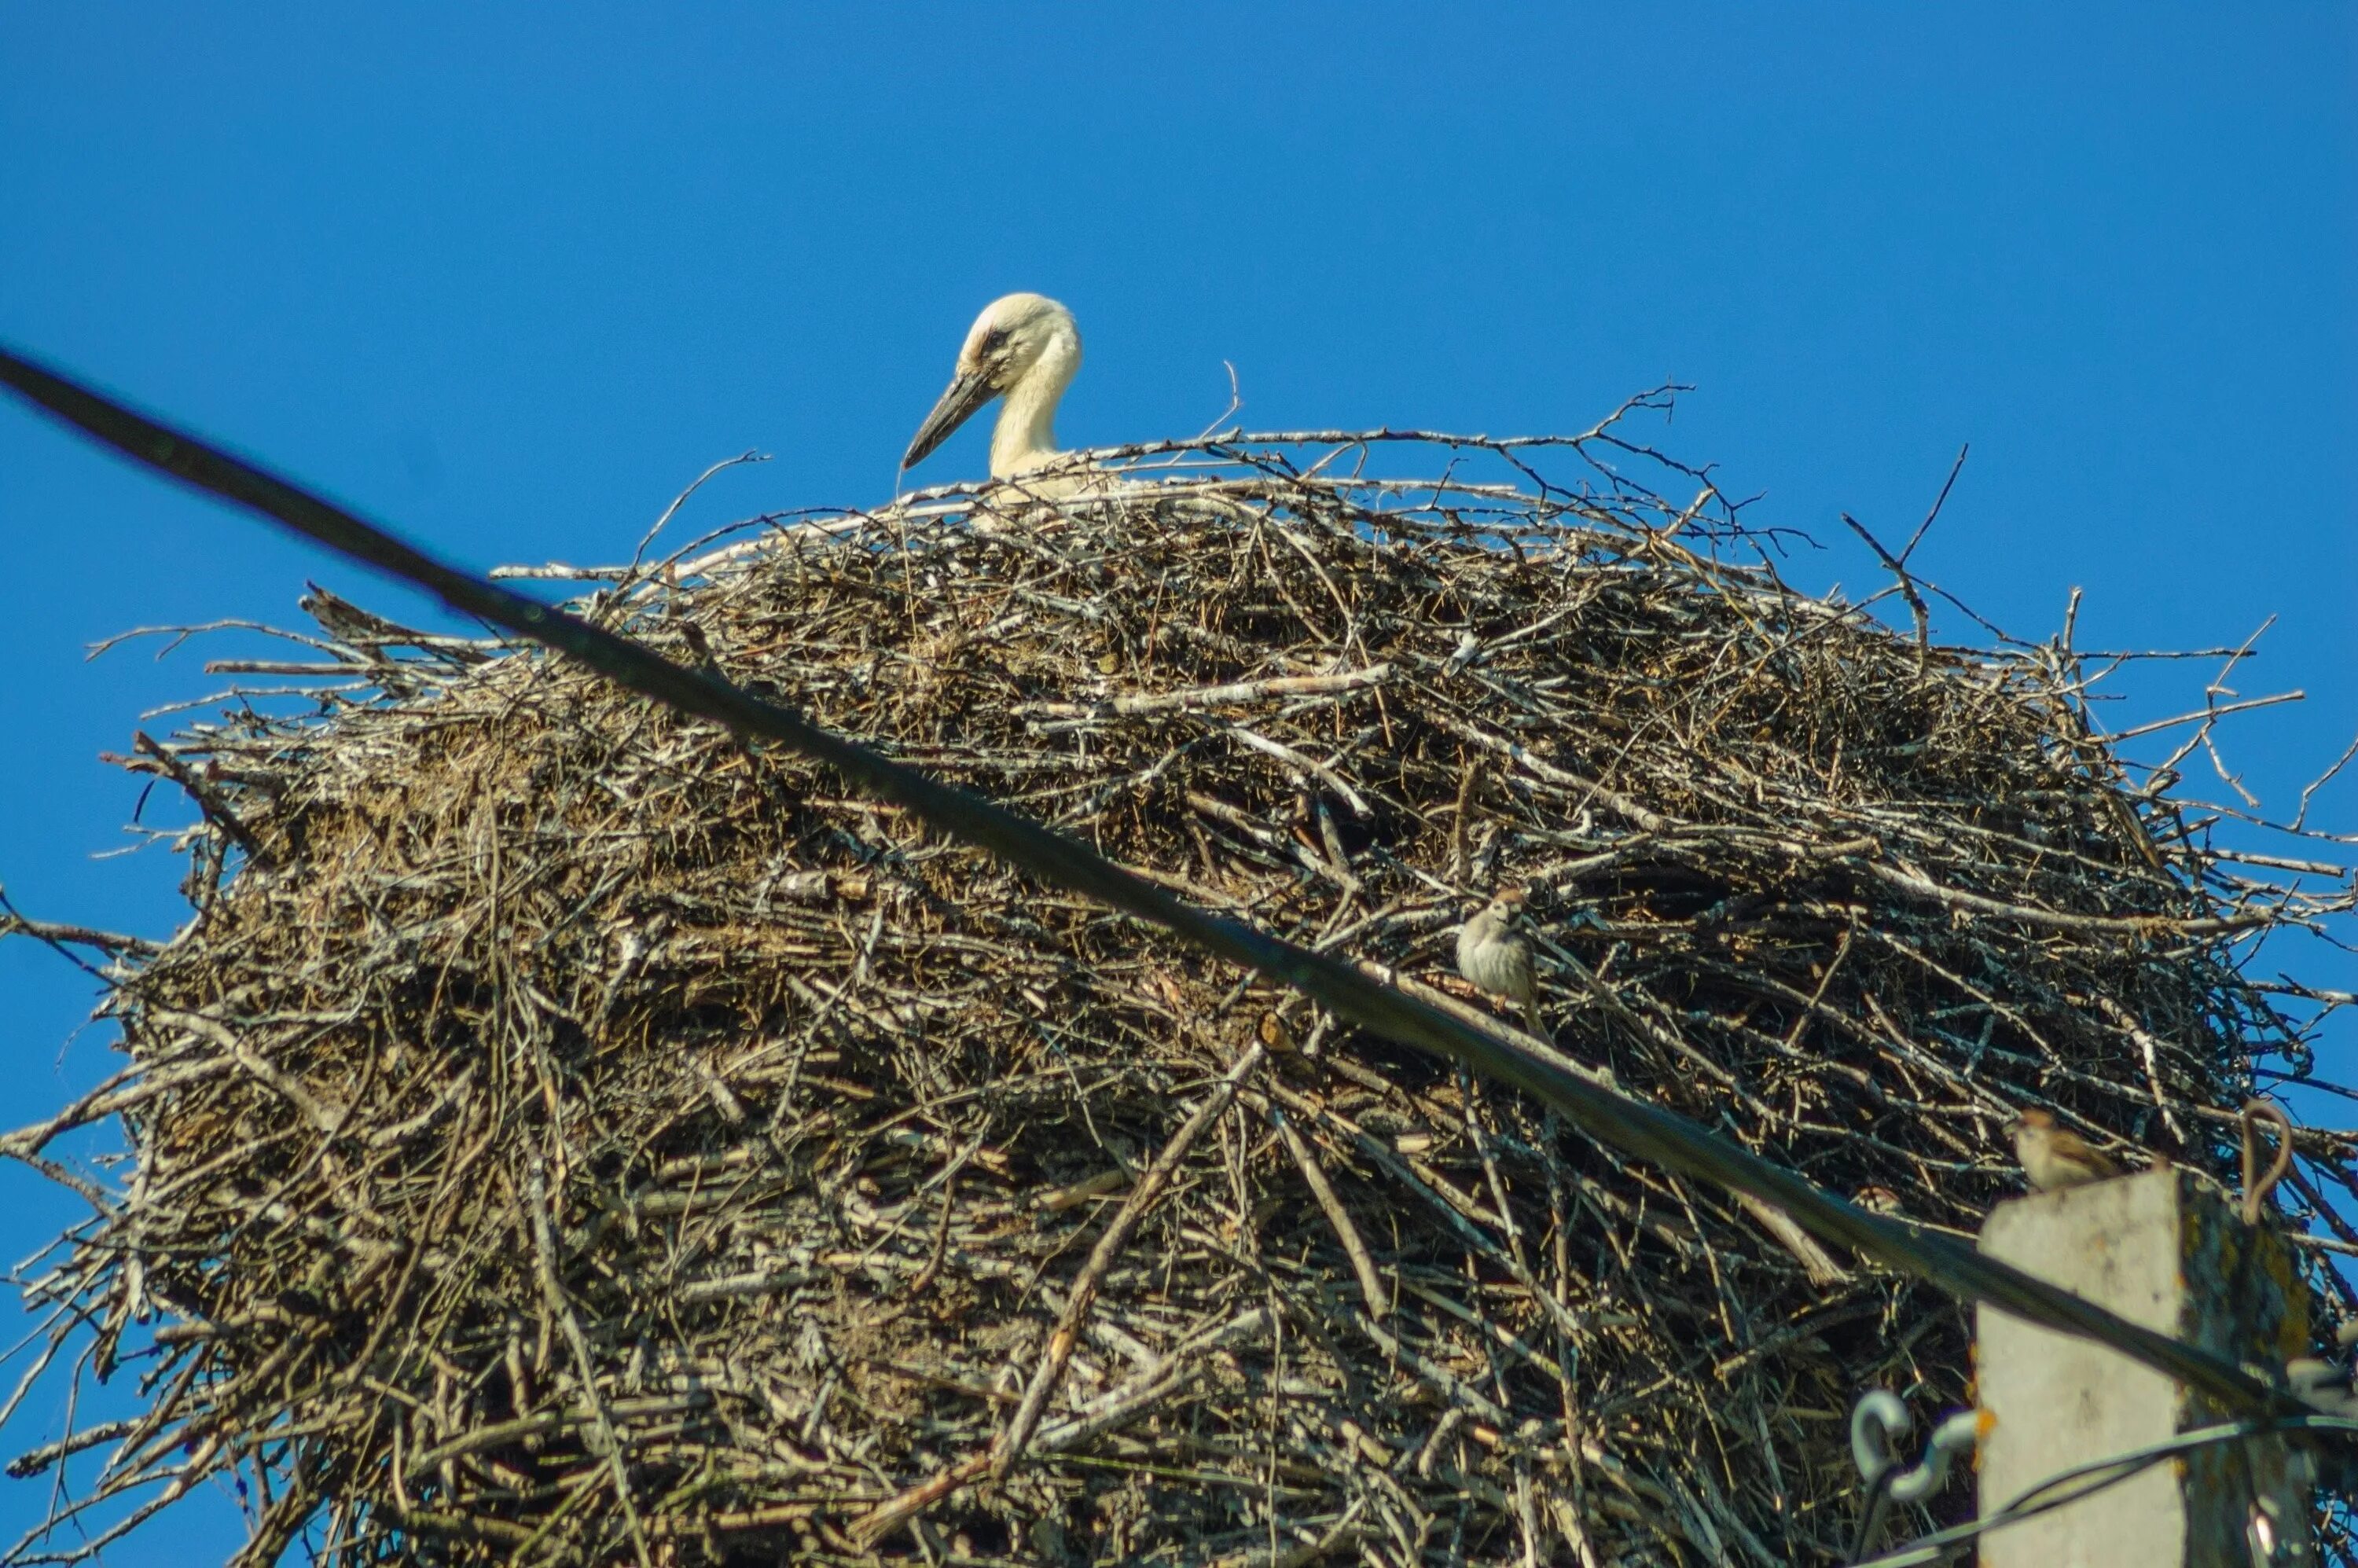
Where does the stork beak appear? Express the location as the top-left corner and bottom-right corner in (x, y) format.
(902, 365), (998, 471)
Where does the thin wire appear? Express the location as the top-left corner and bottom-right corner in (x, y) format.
(0, 339), (2308, 1421)
(1846, 1470), (1898, 1565)
(1853, 1415), (2358, 1567)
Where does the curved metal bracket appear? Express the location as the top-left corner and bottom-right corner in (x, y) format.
(1849, 1390), (1985, 1562)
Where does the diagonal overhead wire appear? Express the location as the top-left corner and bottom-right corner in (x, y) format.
(0, 340), (2301, 1419)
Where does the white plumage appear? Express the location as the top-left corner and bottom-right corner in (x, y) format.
(902, 292), (1087, 484)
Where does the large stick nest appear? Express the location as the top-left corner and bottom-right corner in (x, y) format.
(9, 424), (2353, 1566)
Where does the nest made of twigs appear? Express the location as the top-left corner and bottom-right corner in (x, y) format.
(9, 425), (2352, 1566)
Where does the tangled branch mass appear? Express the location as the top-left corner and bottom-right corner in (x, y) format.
(9, 423), (2351, 1566)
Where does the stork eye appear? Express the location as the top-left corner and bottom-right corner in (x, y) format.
(979, 329), (1011, 359)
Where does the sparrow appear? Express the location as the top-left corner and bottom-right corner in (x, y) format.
(1851, 1186), (1905, 1217)
(2010, 1108), (2123, 1193)
(2286, 1318), (2358, 1400)
(1456, 887), (1541, 1037)
(2289, 1323), (2358, 1494)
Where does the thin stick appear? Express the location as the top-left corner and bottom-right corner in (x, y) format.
(1841, 512), (1930, 655)
(1273, 1107), (1388, 1316)
(856, 1045), (1265, 1544)
(1897, 443), (1968, 567)
(991, 1043), (1263, 1475)
(526, 1164), (652, 1568)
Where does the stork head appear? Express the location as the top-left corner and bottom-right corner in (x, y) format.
(902, 292), (1082, 474)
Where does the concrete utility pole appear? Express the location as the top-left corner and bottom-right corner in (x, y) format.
(1977, 1167), (2312, 1566)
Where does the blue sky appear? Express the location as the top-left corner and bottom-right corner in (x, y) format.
(2, 6), (2352, 1559)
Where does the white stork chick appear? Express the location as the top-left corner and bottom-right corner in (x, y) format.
(902, 292), (1091, 487)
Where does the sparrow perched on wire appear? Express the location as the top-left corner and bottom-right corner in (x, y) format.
(2010, 1108), (2123, 1193)
(2288, 1321), (2358, 1493)
(1456, 887), (1541, 1037)
(2286, 1320), (2358, 1416)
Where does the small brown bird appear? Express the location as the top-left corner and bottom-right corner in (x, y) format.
(2010, 1108), (2123, 1193)
(1851, 1185), (1905, 1217)
(1456, 887), (1541, 1036)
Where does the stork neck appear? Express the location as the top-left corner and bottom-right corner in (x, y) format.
(989, 343), (1077, 479)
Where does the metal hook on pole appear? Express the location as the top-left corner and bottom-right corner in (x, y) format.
(2240, 1100), (2294, 1228)
(1849, 1390), (1985, 1564)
